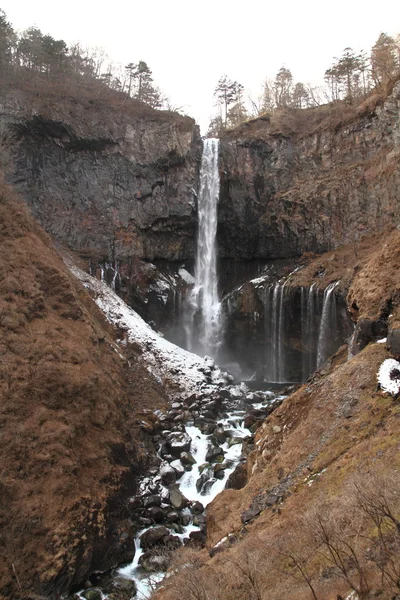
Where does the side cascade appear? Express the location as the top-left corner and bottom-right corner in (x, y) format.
(223, 278), (352, 384)
(260, 280), (342, 382)
(185, 138), (222, 357)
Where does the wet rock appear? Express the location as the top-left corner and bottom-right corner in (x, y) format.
(190, 501), (204, 515)
(214, 468), (225, 479)
(160, 464), (177, 485)
(138, 517), (153, 527)
(196, 473), (209, 493)
(170, 459), (185, 478)
(143, 495), (162, 508)
(181, 514), (191, 526)
(139, 551), (170, 573)
(102, 577), (137, 600)
(166, 510), (181, 522)
(180, 451), (196, 466)
(187, 530), (206, 546)
(227, 436), (242, 448)
(146, 506), (165, 523)
(169, 484), (188, 509)
(140, 526), (170, 549)
(193, 514), (206, 528)
(226, 463), (247, 490)
(167, 432), (191, 456)
(206, 445), (225, 463)
(202, 479), (217, 495)
(82, 590), (102, 600)
(213, 427), (227, 444)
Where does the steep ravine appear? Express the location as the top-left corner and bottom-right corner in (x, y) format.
(0, 182), (169, 598)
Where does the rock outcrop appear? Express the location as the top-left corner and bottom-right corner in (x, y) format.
(218, 81), (400, 262)
(0, 89), (202, 263)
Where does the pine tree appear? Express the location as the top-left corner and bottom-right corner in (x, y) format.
(214, 75), (239, 128)
(274, 67), (293, 108)
(371, 33), (399, 85)
(0, 9), (15, 71)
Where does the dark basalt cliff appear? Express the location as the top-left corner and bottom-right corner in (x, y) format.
(0, 91), (202, 263)
(217, 81), (400, 261)
(2, 82), (400, 295)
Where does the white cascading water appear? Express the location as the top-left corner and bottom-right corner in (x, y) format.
(316, 281), (339, 368)
(186, 138), (222, 356)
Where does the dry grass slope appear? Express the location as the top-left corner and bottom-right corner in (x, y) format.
(0, 179), (166, 598)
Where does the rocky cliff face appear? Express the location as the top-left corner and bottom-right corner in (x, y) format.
(218, 81), (400, 261)
(0, 90), (202, 263)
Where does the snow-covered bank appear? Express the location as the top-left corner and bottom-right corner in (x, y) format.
(67, 262), (231, 397)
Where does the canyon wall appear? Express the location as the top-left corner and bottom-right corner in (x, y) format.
(218, 81), (400, 261)
(0, 89), (202, 263)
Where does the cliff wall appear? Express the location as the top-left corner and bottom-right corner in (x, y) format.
(0, 89), (202, 263)
(218, 81), (400, 260)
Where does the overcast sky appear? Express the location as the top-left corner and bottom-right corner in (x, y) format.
(2, 0), (399, 131)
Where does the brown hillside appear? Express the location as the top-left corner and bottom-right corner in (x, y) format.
(156, 233), (400, 600)
(0, 179), (165, 598)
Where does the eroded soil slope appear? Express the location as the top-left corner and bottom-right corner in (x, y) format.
(157, 232), (400, 600)
(0, 180), (166, 598)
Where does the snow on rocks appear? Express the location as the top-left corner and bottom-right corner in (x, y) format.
(377, 358), (400, 396)
(66, 262), (230, 398)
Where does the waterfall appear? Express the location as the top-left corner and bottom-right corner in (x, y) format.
(301, 283), (319, 381)
(316, 282), (339, 368)
(261, 282), (288, 383)
(255, 280), (342, 383)
(186, 138), (222, 357)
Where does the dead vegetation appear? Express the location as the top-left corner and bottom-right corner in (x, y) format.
(223, 74), (400, 141)
(157, 473), (400, 600)
(0, 178), (167, 597)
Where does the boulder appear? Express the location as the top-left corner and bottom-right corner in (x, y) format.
(139, 551), (170, 573)
(170, 459), (185, 478)
(388, 328), (400, 359)
(167, 432), (191, 457)
(180, 451), (196, 466)
(146, 506), (165, 523)
(140, 526), (170, 549)
(165, 510), (181, 522)
(206, 445), (225, 463)
(143, 495), (162, 508)
(82, 591), (102, 600)
(169, 485), (188, 509)
(190, 500), (204, 515)
(160, 464), (176, 485)
(213, 427), (227, 444)
(102, 577), (137, 600)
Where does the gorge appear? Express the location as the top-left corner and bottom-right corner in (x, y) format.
(0, 72), (399, 600)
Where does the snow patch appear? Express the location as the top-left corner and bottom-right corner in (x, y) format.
(178, 268), (195, 285)
(67, 263), (228, 397)
(377, 358), (400, 396)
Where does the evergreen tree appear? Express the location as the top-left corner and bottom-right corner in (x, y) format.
(274, 67), (293, 108)
(292, 82), (309, 108)
(214, 75), (239, 128)
(0, 9), (16, 71)
(371, 33), (399, 85)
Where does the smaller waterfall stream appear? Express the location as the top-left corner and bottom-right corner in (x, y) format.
(316, 281), (339, 368)
(252, 280), (343, 383)
(186, 138), (222, 357)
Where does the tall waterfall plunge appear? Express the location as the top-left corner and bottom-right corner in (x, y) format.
(186, 138), (222, 357)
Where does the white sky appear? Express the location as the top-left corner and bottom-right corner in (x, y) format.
(2, 0), (399, 131)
